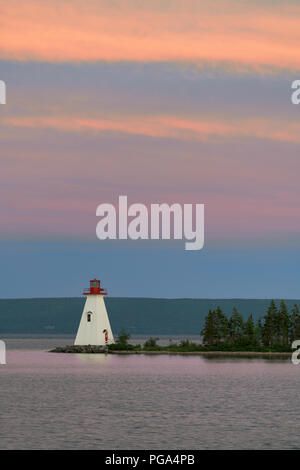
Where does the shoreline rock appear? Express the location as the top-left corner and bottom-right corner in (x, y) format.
(49, 345), (292, 357)
(49, 345), (108, 353)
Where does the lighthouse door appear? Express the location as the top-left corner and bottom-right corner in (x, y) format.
(103, 329), (108, 344)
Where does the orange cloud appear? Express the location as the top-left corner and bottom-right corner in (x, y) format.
(3, 114), (300, 144)
(0, 0), (300, 71)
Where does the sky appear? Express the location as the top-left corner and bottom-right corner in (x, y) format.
(0, 0), (300, 298)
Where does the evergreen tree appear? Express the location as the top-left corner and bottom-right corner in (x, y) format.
(228, 307), (244, 343)
(243, 314), (258, 346)
(289, 304), (300, 343)
(201, 307), (228, 345)
(215, 306), (229, 342)
(277, 300), (290, 346)
(257, 317), (263, 345)
(261, 300), (277, 347)
(201, 309), (217, 346)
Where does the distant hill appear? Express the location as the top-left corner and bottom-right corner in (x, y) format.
(0, 297), (299, 335)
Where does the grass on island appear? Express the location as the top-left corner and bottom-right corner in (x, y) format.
(108, 338), (292, 354)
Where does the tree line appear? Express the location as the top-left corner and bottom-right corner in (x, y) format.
(201, 300), (300, 350)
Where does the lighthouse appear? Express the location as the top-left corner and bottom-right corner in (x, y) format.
(74, 279), (115, 346)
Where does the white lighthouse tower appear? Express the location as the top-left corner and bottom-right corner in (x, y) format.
(74, 279), (115, 346)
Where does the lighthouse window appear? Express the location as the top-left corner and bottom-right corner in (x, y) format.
(87, 313), (91, 322)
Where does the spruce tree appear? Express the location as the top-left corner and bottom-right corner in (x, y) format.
(278, 300), (290, 346)
(257, 317), (263, 345)
(229, 307), (244, 343)
(262, 300), (277, 347)
(243, 314), (257, 346)
(201, 309), (216, 346)
(215, 306), (229, 343)
(290, 304), (300, 343)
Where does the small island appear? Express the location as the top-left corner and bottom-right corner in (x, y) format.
(50, 300), (300, 356)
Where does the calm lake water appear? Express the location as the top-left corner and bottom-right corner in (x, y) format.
(0, 335), (299, 450)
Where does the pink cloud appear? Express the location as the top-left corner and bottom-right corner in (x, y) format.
(3, 114), (300, 144)
(1, 1), (300, 71)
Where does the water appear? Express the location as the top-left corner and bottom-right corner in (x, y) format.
(0, 336), (299, 449)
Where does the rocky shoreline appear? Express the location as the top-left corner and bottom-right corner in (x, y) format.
(49, 345), (108, 353)
(49, 345), (292, 357)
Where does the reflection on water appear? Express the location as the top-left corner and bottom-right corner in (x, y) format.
(0, 336), (299, 450)
(74, 352), (111, 365)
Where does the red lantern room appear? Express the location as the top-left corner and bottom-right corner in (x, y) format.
(83, 279), (107, 296)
